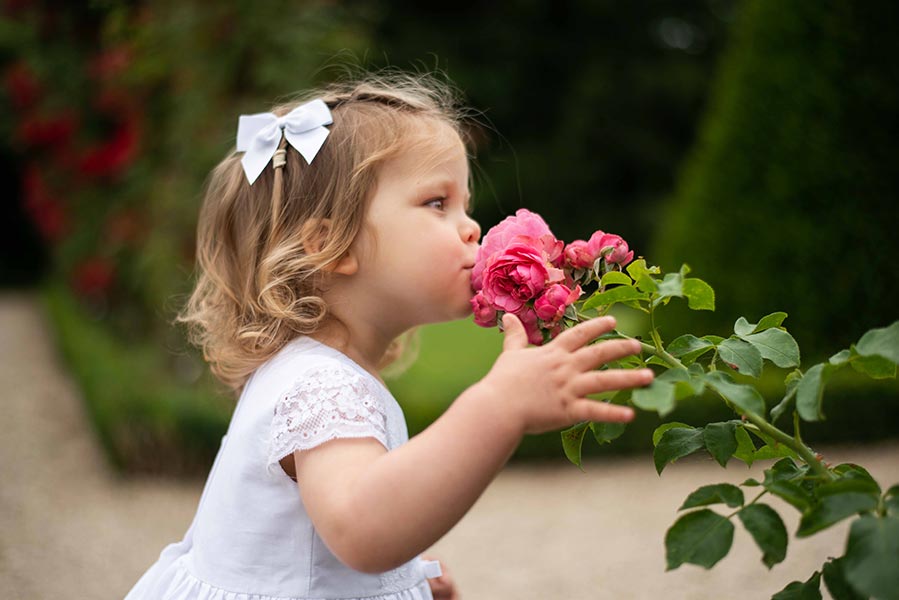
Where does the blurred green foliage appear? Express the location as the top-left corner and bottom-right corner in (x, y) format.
(5, 1), (897, 476)
(359, 0), (739, 249)
(651, 0), (899, 354)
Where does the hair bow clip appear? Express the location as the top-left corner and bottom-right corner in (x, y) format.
(236, 98), (333, 185)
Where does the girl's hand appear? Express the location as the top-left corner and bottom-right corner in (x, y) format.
(481, 313), (652, 435)
(423, 556), (459, 600)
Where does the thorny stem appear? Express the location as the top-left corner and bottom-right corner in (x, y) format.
(741, 411), (834, 481)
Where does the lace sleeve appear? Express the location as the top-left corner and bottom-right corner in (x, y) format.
(266, 360), (388, 476)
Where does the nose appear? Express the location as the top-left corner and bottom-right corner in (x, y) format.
(461, 215), (481, 244)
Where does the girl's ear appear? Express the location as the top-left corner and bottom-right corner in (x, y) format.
(300, 218), (358, 276)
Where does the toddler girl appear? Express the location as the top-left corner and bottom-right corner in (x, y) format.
(124, 71), (653, 600)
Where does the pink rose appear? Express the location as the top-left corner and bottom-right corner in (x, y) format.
(588, 232), (634, 267)
(534, 283), (582, 323)
(515, 306), (545, 346)
(472, 209), (563, 291)
(470, 292), (498, 327)
(563, 239), (594, 269)
(481, 244), (553, 313)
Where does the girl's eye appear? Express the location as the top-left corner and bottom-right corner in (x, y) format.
(426, 197), (446, 210)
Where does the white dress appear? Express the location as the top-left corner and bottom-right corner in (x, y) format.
(124, 335), (441, 600)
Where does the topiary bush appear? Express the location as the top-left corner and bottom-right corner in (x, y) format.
(651, 0), (899, 356)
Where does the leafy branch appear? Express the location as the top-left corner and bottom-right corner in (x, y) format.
(561, 259), (899, 600)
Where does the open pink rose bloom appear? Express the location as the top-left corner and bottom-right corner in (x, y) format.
(470, 209), (634, 345)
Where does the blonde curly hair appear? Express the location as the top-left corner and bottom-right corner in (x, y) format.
(176, 70), (477, 394)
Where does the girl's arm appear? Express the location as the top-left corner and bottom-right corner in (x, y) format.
(292, 315), (652, 573)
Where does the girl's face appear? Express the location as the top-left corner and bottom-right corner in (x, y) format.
(349, 120), (482, 328)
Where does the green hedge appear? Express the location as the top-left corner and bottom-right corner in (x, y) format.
(651, 0), (899, 356)
(40, 280), (231, 477)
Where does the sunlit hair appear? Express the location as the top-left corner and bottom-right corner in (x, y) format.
(176, 70), (477, 394)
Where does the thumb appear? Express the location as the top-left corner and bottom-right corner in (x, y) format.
(501, 313), (528, 351)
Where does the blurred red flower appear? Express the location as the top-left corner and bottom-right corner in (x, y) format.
(15, 110), (79, 149)
(77, 113), (141, 178)
(3, 61), (41, 110)
(71, 256), (116, 298)
(22, 164), (67, 242)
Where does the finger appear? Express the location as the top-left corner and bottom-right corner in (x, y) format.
(501, 313), (528, 351)
(570, 367), (654, 398)
(553, 316), (617, 352)
(572, 338), (642, 371)
(569, 398), (636, 423)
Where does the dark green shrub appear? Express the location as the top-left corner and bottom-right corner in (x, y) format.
(651, 0), (899, 355)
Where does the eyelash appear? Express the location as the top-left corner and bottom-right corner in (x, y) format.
(426, 197), (474, 216)
(426, 197), (447, 211)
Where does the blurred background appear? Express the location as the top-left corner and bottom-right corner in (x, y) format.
(2, 0), (898, 481)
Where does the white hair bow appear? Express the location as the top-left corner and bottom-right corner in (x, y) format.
(236, 98), (333, 185)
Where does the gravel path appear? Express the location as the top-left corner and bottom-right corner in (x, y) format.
(2, 291), (897, 599)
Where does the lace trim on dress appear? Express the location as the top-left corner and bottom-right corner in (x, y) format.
(267, 360), (389, 477)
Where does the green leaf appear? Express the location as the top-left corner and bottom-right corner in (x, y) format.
(582, 285), (649, 310)
(682, 277), (715, 310)
(590, 420), (626, 445)
(770, 370), (802, 423)
(733, 426), (758, 466)
(703, 422), (738, 467)
(829, 349), (852, 365)
(625, 258), (660, 280)
(850, 353), (897, 379)
(561, 422), (589, 469)
(665, 509), (734, 570)
(844, 515), (899, 600)
(832, 463), (882, 494)
(632, 379), (676, 416)
(742, 478), (762, 487)
(741, 328), (801, 369)
(754, 312), (789, 333)
(798, 491), (879, 537)
(822, 557), (866, 600)
(765, 480), (813, 512)
(657, 367), (705, 399)
(735, 313), (790, 337)
(654, 426), (705, 474)
(718, 337), (763, 377)
(763, 458), (806, 484)
(761, 459), (812, 510)
(668, 334), (716, 365)
(704, 371), (766, 416)
(635, 274), (658, 294)
(884, 484), (899, 517)
(703, 334), (726, 344)
(772, 571), (822, 600)
(738, 503), (788, 568)
(751, 442), (800, 462)
(599, 271), (632, 287)
(652, 422), (692, 446)
(656, 272), (684, 300)
(854, 320), (899, 364)
(734, 316), (755, 337)
(796, 363), (838, 422)
(680, 483), (744, 510)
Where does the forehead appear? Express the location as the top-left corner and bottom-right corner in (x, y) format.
(379, 119), (468, 185)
